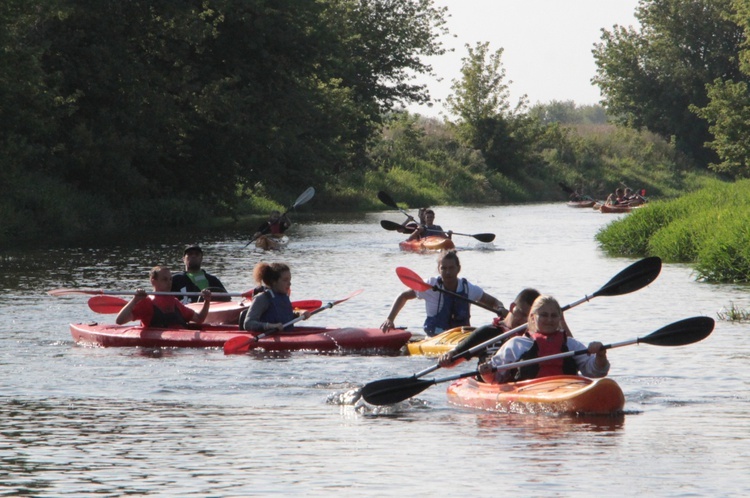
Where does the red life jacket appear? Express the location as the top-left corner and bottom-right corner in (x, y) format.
(514, 331), (578, 381)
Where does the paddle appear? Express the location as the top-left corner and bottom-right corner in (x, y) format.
(49, 288), (254, 298)
(223, 289), (364, 355)
(361, 316), (714, 405)
(87, 295), (323, 314)
(377, 191), (417, 223)
(400, 256), (662, 379)
(380, 220), (495, 243)
(244, 186), (315, 248)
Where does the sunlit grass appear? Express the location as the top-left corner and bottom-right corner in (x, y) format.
(717, 302), (750, 322)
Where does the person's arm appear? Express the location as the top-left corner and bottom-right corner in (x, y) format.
(380, 290), (417, 333)
(116, 289), (148, 324)
(206, 274), (231, 302)
(477, 291), (507, 317)
(570, 338), (610, 377)
(189, 289), (212, 324)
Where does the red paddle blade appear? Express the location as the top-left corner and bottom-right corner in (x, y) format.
(223, 335), (255, 355)
(292, 300), (323, 311)
(88, 295), (128, 314)
(395, 267), (431, 292)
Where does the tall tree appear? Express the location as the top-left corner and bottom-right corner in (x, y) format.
(445, 42), (534, 177)
(592, 0), (744, 165)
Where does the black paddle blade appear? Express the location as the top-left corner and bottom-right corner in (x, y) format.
(380, 220), (402, 231)
(638, 316), (714, 347)
(361, 376), (436, 406)
(473, 233), (495, 243)
(377, 191), (399, 209)
(594, 256), (662, 297)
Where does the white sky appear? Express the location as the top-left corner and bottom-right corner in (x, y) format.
(406, 0), (641, 118)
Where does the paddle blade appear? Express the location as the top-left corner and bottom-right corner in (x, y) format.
(473, 233), (495, 243)
(331, 288), (364, 306)
(593, 256), (662, 298)
(395, 267), (432, 292)
(223, 336), (254, 355)
(377, 191), (399, 209)
(361, 377), (435, 405)
(380, 220), (402, 231)
(292, 186), (315, 209)
(292, 299), (323, 311)
(638, 316), (714, 347)
(88, 295), (128, 314)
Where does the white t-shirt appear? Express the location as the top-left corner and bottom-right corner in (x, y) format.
(415, 277), (484, 317)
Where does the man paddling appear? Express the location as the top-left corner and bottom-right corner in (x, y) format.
(171, 245), (231, 303)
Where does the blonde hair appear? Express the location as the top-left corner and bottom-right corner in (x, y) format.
(528, 295), (562, 333)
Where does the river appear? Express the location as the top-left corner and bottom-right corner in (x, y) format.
(1, 203), (748, 496)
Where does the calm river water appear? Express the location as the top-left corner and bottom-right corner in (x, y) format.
(1, 203), (748, 496)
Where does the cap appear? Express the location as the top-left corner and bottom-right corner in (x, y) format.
(183, 245), (202, 255)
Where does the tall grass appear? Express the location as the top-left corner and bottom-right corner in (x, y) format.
(597, 178), (750, 282)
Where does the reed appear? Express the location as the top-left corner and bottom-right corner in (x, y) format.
(717, 302), (750, 322)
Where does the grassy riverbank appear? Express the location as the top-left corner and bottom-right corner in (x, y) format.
(596, 178), (750, 283)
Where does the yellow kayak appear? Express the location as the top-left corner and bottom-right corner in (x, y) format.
(406, 326), (474, 356)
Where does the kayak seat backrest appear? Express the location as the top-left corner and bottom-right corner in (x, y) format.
(238, 308), (249, 330)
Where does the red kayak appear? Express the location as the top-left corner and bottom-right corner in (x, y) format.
(69, 322), (411, 353)
(446, 375), (625, 415)
(600, 203), (645, 214)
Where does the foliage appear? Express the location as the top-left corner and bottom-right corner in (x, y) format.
(0, 0), (448, 245)
(596, 178), (750, 282)
(592, 0), (744, 165)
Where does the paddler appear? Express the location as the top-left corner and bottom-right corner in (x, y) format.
(171, 245), (230, 303)
(406, 209), (452, 241)
(241, 262), (311, 332)
(477, 295), (609, 384)
(252, 210), (292, 240)
(116, 266), (211, 327)
(380, 250), (506, 337)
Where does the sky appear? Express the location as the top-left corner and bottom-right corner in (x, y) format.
(406, 0), (641, 118)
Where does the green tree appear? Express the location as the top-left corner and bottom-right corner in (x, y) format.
(693, 0), (750, 178)
(592, 0), (744, 165)
(445, 42), (535, 177)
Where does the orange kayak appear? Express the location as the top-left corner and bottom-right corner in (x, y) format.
(567, 200), (596, 208)
(446, 375), (625, 415)
(399, 236), (455, 252)
(600, 203), (645, 214)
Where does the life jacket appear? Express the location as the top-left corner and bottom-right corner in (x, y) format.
(147, 296), (188, 328)
(423, 277), (470, 336)
(268, 220), (284, 235)
(260, 289), (296, 330)
(513, 331), (578, 381)
(422, 224), (445, 238)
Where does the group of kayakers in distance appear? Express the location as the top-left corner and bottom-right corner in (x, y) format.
(605, 187), (646, 207)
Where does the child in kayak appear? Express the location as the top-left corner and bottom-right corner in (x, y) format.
(116, 266), (212, 327)
(477, 295), (609, 383)
(406, 209), (451, 240)
(242, 262), (311, 332)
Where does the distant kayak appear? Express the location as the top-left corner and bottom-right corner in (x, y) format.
(399, 236), (455, 252)
(600, 203), (645, 214)
(70, 322), (411, 352)
(255, 234), (289, 251)
(447, 375), (625, 415)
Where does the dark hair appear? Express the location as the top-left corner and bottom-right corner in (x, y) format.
(438, 249), (460, 267)
(424, 209), (435, 216)
(253, 262), (291, 286)
(514, 288), (541, 307)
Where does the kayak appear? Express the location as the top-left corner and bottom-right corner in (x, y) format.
(70, 322), (412, 352)
(187, 300), (249, 325)
(406, 326), (474, 356)
(567, 200), (595, 208)
(255, 234), (289, 251)
(446, 375), (625, 415)
(600, 203), (645, 214)
(399, 236), (455, 252)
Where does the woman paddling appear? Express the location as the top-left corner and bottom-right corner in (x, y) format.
(242, 262), (310, 332)
(381, 250), (506, 337)
(477, 295), (609, 384)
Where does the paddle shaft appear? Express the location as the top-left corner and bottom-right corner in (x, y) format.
(254, 301), (332, 341)
(50, 288), (250, 298)
(377, 191), (417, 223)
